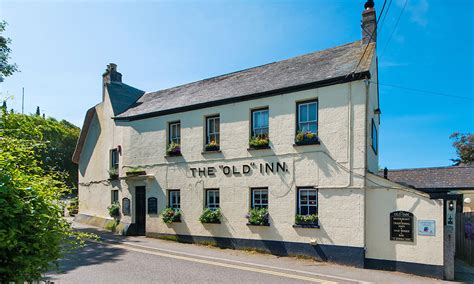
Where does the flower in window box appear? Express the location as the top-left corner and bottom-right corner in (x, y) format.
(204, 140), (220, 152)
(199, 208), (222, 224)
(295, 131), (319, 145)
(108, 168), (119, 180)
(246, 208), (269, 225)
(249, 135), (270, 149)
(166, 142), (181, 156)
(160, 207), (181, 224)
(295, 214), (318, 225)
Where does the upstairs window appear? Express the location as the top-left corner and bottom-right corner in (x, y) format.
(371, 118), (378, 154)
(251, 188), (268, 209)
(169, 121), (181, 145)
(206, 189), (220, 210)
(297, 188), (318, 215)
(110, 148), (119, 170)
(206, 116), (220, 145)
(251, 108), (269, 137)
(168, 190), (180, 210)
(111, 190), (119, 204)
(297, 100), (318, 134)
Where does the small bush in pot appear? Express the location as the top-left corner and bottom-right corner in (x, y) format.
(199, 208), (222, 223)
(67, 197), (79, 216)
(295, 214), (318, 225)
(107, 202), (121, 219)
(108, 168), (119, 180)
(246, 208), (269, 225)
(160, 207), (181, 224)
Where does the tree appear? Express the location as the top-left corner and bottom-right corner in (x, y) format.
(450, 132), (474, 165)
(35, 106), (40, 116)
(0, 110), (92, 282)
(0, 21), (19, 78)
(2, 100), (6, 109)
(1, 111), (81, 190)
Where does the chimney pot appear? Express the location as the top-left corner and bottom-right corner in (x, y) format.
(361, 1), (377, 44)
(383, 167), (388, 179)
(103, 63), (122, 85)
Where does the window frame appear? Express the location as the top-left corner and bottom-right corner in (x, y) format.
(111, 190), (119, 204)
(296, 100), (318, 134)
(205, 189), (220, 210)
(371, 118), (378, 154)
(168, 121), (181, 145)
(110, 148), (119, 170)
(168, 190), (181, 210)
(205, 115), (220, 145)
(250, 107), (269, 138)
(251, 187), (269, 209)
(297, 187), (318, 216)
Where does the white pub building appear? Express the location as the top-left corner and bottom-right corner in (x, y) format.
(73, 1), (450, 279)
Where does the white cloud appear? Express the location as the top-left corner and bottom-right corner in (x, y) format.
(396, 0), (429, 27)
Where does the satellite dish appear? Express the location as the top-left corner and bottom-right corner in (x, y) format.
(464, 197), (472, 204)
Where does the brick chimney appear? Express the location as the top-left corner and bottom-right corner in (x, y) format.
(362, 0), (377, 44)
(102, 63), (122, 101)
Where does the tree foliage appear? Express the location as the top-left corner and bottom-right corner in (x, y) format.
(1, 111), (80, 189)
(0, 112), (92, 282)
(450, 132), (474, 165)
(0, 21), (19, 78)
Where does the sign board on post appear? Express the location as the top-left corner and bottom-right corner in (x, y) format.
(418, 220), (436, 236)
(446, 200), (456, 228)
(390, 211), (414, 242)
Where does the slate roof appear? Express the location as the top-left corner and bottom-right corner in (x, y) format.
(115, 40), (375, 120)
(379, 165), (474, 191)
(107, 82), (145, 116)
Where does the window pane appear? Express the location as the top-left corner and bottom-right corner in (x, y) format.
(308, 103), (317, 121)
(299, 104), (308, 122)
(301, 206), (308, 215)
(308, 206), (317, 215)
(309, 122), (317, 134)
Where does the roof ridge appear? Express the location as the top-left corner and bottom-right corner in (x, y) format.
(381, 165), (474, 172)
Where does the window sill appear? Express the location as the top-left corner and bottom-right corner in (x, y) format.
(292, 224), (320, 229)
(201, 221), (221, 224)
(165, 153), (182, 158)
(247, 146), (271, 151)
(293, 141), (320, 147)
(201, 150), (222, 154)
(246, 223), (270, 227)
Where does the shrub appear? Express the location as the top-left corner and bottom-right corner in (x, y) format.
(295, 214), (318, 225)
(67, 197), (79, 216)
(246, 208), (269, 225)
(160, 207), (181, 224)
(204, 140), (220, 151)
(295, 131), (318, 145)
(107, 202), (121, 218)
(199, 208), (222, 223)
(249, 136), (270, 149)
(108, 168), (119, 180)
(166, 142), (181, 156)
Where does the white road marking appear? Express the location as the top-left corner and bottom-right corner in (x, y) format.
(88, 239), (371, 284)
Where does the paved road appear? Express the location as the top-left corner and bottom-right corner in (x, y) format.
(45, 223), (450, 284)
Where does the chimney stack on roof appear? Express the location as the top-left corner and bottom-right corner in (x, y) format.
(103, 63), (122, 85)
(362, 0), (377, 44)
(383, 167), (388, 179)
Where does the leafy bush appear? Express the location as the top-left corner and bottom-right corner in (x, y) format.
(107, 202), (121, 218)
(108, 168), (119, 180)
(295, 131), (318, 145)
(166, 142), (181, 156)
(67, 197), (79, 216)
(246, 208), (269, 225)
(160, 207), (181, 224)
(249, 136), (270, 149)
(204, 140), (220, 151)
(295, 214), (318, 225)
(199, 208), (222, 223)
(0, 134), (92, 282)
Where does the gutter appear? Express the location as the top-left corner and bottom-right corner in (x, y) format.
(114, 71), (371, 122)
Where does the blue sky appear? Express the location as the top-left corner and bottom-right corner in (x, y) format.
(0, 0), (473, 169)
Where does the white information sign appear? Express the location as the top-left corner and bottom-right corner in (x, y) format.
(418, 220), (436, 236)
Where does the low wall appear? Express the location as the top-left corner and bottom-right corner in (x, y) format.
(74, 213), (133, 236)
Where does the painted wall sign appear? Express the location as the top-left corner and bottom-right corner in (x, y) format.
(122, 197), (130, 215)
(189, 162), (289, 177)
(418, 220), (435, 236)
(390, 211), (414, 242)
(148, 197), (158, 214)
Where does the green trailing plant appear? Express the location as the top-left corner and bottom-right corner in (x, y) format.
(166, 142), (181, 156)
(204, 140), (220, 151)
(107, 202), (121, 218)
(295, 214), (318, 225)
(108, 168), (119, 180)
(246, 208), (269, 225)
(249, 136), (270, 149)
(160, 207), (181, 224)
(199, 208), (222, 223)
(125, 168), (146, 176)
(67, 197), (79, 216)
(295, 131), (318, 145)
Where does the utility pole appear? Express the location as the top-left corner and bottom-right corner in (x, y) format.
(21, 87), (24, 114)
